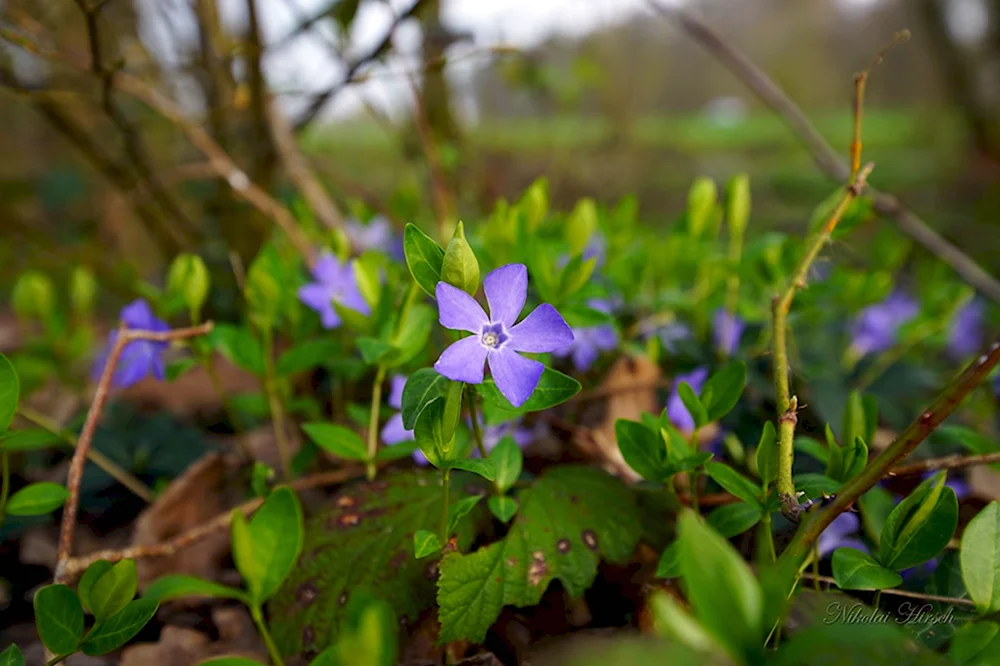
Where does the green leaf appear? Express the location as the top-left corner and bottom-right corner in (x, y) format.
(0, 353), (18, 433)
(413, 398), (454, 469)
(374, 440), (420, 462)
(78, 561), (113, 615)
(879, 472), (958, 571)
(357, 337), (398, 366)
(437, 466), (641, 643)
(0, 428), (63, 452)
(565, 197), (597, 254)
(477, 366), (581, 413)
(615, 419), (666, 482)
(700, 361), (746, 423)
(841, 390), (866, 466)
(840, 436), (869, 481)
(949, 621), (1000, 665)
(824, 425), (845, 481)
(440, 221), (480, 296)
(677, 383), (708, 429)
(165, 358), (198, 382)
(648, 591), (727, 658)
(210, 325), (265, 376)
(488, 496), (518, 523)
(831, 548), (903, 590)
(231, 487), (303, 604)
(302, 423), (368, 461)
(89, 559), (138, 621)
(440, 379), (464, 444)
(938, 425), (999, 456)
(143, 574), (249, 604)
(413, 530), (442, 558)
(706, 502), (762, 539)
(753, 421), (778, 486)
(447, 495), (484, 535)
(704, 463), (761, 509)
(450, 458), (496, 482)
(676, 510), (763, 660)
(404, 224), (445, 297)
(794, 473), (841, 498)
(80, 599), (158, 656)
(960, 502), (1000, 614)
(6, 482), (68, 516)
(400, 369), (450, 430)
(656, 541), (682, 579)
(387, 303), (435, 368)
(0, 645), (24, 666)
(268, 470), (485, 654)
(33, 584), (84, 655)
(686, 177), (717, 236)
(490, 436), (523, 493)
(794, 437), (830, 465)
(277, 339), (341, 376)
(558, 255), (596, 302)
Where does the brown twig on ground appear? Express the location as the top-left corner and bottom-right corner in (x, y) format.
(648, 2), (1000, 303)
(887, 451), (1000, 478)
(800, 574), (975, 607)
(54, 322), (215, 585)
(57, 465), (367, 583)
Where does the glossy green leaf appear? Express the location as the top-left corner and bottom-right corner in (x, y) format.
(831, 548), (903, 590)
(490, 436), (523, 493)
(753, 421), (778, 485)
(705, 462), (761, 508)
(33, 584), (84, 655)
(6, 482), (68, 516)
(231, 487), (303, 604)
(80, 599), (159, 656)
(89, 559), (138, 621)
(440, 379), (464, 444)
(0, 645), (24, 666)
(0, 428), (63, 452)
(447, 495), (484, 535)
(648, 591), (724, 656)
(450, 458), (496, 482)
(302, 423), (368, 461)
(706, 502), (763, 539)
(656, 541), (682, 578)
(277, 339), (341, 376)
(841, 391), (866, 466)
(615, 419), (666, 482)
(477, 366), (581, 413)
(143, 574), (249, 604)
(960, 502), (1000, 614)
(0, 353), (18, 433)
(841, 436), (869, 481)
(210, 325), (265, 376)
(403, 224), (445, 297)
(413, 530), (442, 558)
(440, 221), (480, 296)
(78, 561), (113, 615)
(357, 337), (397, 365)
(700, 361), (746, 422)
(879, 472), (958, 570)
(677, 382), (708, 429)
(387, 303), (434, 368)
(488, 495), (518, 523)
(949, 621), (1000, 665)
(400, 369), (450, 430)
(413, 398), (453, 469)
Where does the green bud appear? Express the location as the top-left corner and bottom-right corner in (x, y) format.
(166, 253), (210, 321)
(519, 177), (549, 232)
(352, 255), (381, 310)
(565, 197), (597, 254)
(11, 271), (55, 322)
(69, 266), (98, 316)
(244, 264), (281, 330)
(686, 177), (717, 237)
(725, 174), (751, 237)
(441, 221), (480, 296)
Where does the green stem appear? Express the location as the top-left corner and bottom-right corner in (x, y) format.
(366, 365), (387, 480)
(689, 467), (701, 515)
(467, 391), (488, 460)
(261, 329), (292, 481)
(251, 604), (286, 666)
(15, 405), (154, 502)
(760, 512), (776, 564)
(0, 448), (9, 524)
(441, 468), (451, 544)
(873, 589), (882, 610)
(44, 654), (71, 666)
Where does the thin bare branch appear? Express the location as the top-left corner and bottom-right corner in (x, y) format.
(888, 451), (1000, 478)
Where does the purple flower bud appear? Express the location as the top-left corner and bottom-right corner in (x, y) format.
(948, 299), (983, 358)
(713, 309), (745, 356)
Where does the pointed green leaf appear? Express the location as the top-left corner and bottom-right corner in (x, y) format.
(231, 487), (303, 604)
(80, 599), (158, 655)
(33, 584), (84, 655)
(210, 324), (265, 376)
(400, 369), (450, 430)
(0, 645), (24, 666)
(677, 383), (708, 429)
(700, 361), (746, 422)
(0, 353), (18, 433)
(143, 574), (249, 604)
(302, 423), (368, 461)
(615, 419), (666, 482)
(6, 482), (68, 516)
(949, 621), (1000, 665)
(413, 530), (442, 559)
(450, 458), (496, 482)
(488, 496), (518, 523)
(960, 502), (1000, 614)
(706, 502), (763, 539)
(88, 559), (138, 621)
(832, 548), (903, 590)
(276, 339), (341, 376)
(447, 495), (484, 535)
(490, 436), (523, 493)
(0, 428), (63, 452)
(879, 472), (958, 570)
(656, 541), (682, 579)
(753, 421), (778, 485)
(404, 224), (445, 297)
(78, 561), (113, 615)
(705, 462), (762, 509)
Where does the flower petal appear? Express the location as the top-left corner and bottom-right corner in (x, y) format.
(484, 263), (527, 327)
(380, 413), (413, 445)
(298, 283), (332, 311)
(487, 347), (543, 408)
(436, 282), (488, 333)
(312, 251), (342, 284)
(571, 343), (599, 372)
(388, 375), (407, 409)
(507, 304), (574, 353)
(120, 299), (168, 332)
(434, 337), (488, 383)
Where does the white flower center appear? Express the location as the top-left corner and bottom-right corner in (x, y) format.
(482, 332), (499, 348)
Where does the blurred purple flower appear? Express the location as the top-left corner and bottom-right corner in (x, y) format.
(434, 263), (574, 407)
(666, 366), (710, 433)
(92, 299), (170, 389)
(714, 309), (745, 356)
(345, 215), (405, 260)
(640, 320), (692, 353)
(817, 512), (868, 558)
(380, 374), (413, 446)
(297, 251), (370, 329)
(948, 299), (984, 358)
(583, 234), (606, 268)
(850, 291), (918, 356)
(552, 299), (618, 372)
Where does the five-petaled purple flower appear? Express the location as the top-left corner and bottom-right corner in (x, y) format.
(92, 299), (170, 389)
(298, 251), (370, 330)
(552, 299), (618, 372)
(850, 291), (918, 357)
(666, 367), (709, 433)
(380, 375), (413, 446)
(948, 299), (983, 358)
(433, 264), (574, 407)
(714, 309), (745, 356)
(817, 512), (868, 558)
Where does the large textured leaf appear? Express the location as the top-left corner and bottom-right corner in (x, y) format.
(269, 470), (485, 659)
(436, 466), (641, 643)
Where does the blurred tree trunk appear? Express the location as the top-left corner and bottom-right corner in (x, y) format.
(418, 0), (461, 147)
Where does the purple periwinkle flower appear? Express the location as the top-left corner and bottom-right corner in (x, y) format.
(552, 299), (618, 372)
(297, 251), (370, 329)
(714, 309), (745, 356)
(640, 320), (692, 353)
(433, 264), (574, 408)
(948, 299), (984, 358)
(817, 512), (868, 558)
(92, 299), (170, 389)
(666, 366), (710, 433)
(850, 291), (918, 357)
(345, 215), (404, 260)
(381, 374), (413, 446)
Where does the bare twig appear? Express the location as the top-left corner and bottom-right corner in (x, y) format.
(648, 2), (1000, 303)
(58, 465), (367, 583)
(888, 451), (1000, 478)
(54, 322), (215, 584)
(800, 574), (976, 607)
